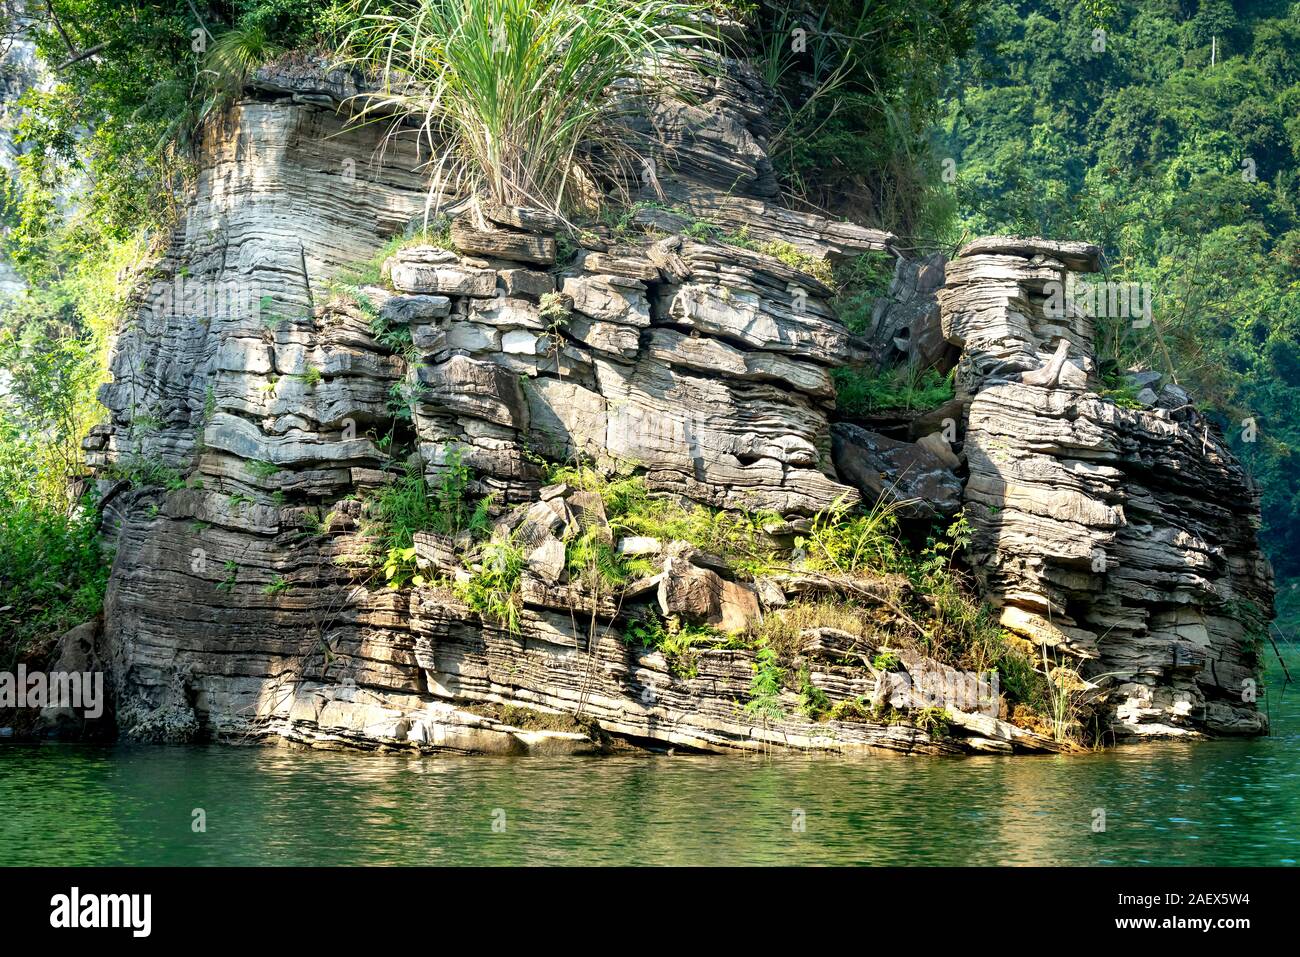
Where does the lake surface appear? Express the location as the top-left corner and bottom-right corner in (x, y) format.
(2, 649), (1297, 866)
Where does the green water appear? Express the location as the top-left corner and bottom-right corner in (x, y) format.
(2, 651), (1297, 866)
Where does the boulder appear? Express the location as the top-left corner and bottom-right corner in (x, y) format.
(387, 248), (497, 297)
(451, 219), (556, 265)
(616, 536), (662, 557)
(831, 423), (963, 518)
(525, 536), (567, 585)
(657, 555), (760, 634)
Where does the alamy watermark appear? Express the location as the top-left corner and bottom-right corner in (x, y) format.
(0, 667), (104, 718)
(890, 667), (1000, 717)
(50, 887), (151, 937)
(1044, 277), (1153, 326)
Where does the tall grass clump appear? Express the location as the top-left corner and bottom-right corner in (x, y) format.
(337, 0), (714, 216)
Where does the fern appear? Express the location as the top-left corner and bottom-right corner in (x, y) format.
(458, 537), (525, 633)
(744, 644), (786, 720)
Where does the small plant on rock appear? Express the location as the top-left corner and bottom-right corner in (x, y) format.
(459, 536), (526, 634)
(743, 644), (786, 722)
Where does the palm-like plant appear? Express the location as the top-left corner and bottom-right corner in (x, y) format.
(202, 23), (285, 105)
(337, 0), (714, 218)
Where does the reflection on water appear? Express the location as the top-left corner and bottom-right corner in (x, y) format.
(2, 652), (1297, 866)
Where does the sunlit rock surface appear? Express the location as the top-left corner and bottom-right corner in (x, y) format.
(83, 60), (1270, 754)
(941, 238), (1273, 737)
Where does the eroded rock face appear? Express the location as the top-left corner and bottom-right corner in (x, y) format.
(830, 423), (962, 520)
(860, 252), (955, 373)
(84, 59), (1272, 755)
(84, 67), (915, 755)
(943, 238), (1273, 737)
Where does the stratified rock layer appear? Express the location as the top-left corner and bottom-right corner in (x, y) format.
(942, 238), (1273, 736)
(87, 66), (975, 755)
(83, 56), (1272, 754)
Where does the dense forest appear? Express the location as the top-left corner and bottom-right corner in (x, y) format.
(1, 0), (1296, 664)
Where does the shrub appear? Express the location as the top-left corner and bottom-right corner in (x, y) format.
(796, 664), (832, 719)
(374, 450), (491, 548)
(623, 609), (721, 679)
(370, 449), (493, 587)
(833, 251), (896, 334)
(546, 464), (780, 576)
(796, 494), (903, 576)
(743, 644), (786, 721)
(0, 495), (109, 666)
(914, 706), (952, 739)
(458, 536), (526, 633)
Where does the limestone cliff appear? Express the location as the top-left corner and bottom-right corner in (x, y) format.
(78, 57), (1271, 754)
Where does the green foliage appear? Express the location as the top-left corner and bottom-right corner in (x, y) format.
(796, 495), (903, 576)
(202, 22), (285, 104)
(5, 3), (335, 285)
(796, 664), (832, 719)
(566, 525), (646, 591)
(623, 609), (721, 679)
(907, 511), (1027, 680)
(296, 366), (324, 388)
(784, 506), (1049, 715)
(217, 560), (239, 593)
(458, 536), (526, 633)
(0, 4), (344, 667)
(910, 517), (1050, 717)
(832, 251), (897, 335)
(913, 706), (952, 739)
(872, 650), (901, 671)
(370, 308), (413, 356)
(107, 455), (187, 490)
(1097, 368), (1145, 409)
(370, 450), (493, 587)
(0, 495), (110, 666)
(546, 464), (781, 576)
(625, 609), (668, 649)
(683, 218), (720, 241)
(833, 364), (955, 418)
(0, 323), (103, 503)
(826, 697), (879, 723)
(334, 224), (452, 293)
(538, 292), (571, 329)
(261, 575), (292, 596)
(743, 644), (786, 721)
(751, 0), (983, 235)
(338, 0), (714, 215)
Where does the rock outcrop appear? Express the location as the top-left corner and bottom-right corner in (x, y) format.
(940, 238), (1273, 736)
(85, 62), (1041, 756)
(80, 53), (1271, 757)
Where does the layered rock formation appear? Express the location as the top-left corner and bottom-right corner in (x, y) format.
(80, 62), (1031, 755)
(939, 238), (1273, 736)
(76, 51), (1271, 756)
